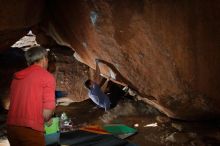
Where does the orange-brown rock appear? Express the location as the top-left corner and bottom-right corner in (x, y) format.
(0, 0), (45, 50)
(43, 0), (220, 120)
(51, 47), (90, 102)
(1, 0), (220, 120)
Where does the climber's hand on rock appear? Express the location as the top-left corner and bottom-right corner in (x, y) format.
(95, 59), (100, 63)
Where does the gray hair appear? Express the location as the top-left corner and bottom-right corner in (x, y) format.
(25, 46), (48, 65)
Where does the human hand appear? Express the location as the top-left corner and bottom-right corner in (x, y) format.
(106, 76), (111, 81)
(45, 118), (53, 127)
(95, 59), (100, 63)
(43, 109), (54, 122)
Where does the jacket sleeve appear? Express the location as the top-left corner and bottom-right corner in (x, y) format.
(42, 74), (56, 110)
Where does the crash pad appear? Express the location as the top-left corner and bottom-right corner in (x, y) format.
(60, 130), (137, 146)
(80, 125), (109, 134)
(45, 117), (59, 135)
(103, 124), (137, 139)
(45, 117), (60, 145)
(45, 132), (60, 146)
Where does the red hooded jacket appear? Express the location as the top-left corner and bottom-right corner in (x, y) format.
(7, 65), (56, 131)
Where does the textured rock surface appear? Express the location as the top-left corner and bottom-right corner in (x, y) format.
(0, 0), (45, 50)
(0, 0), (220, 120)
(43, 0), (220, 120)
(51, 47), (90, 102)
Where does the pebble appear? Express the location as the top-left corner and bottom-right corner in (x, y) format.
(165, 132), (197, 143)
(156, 116), (171, 124)
(171, 123), (183, 131)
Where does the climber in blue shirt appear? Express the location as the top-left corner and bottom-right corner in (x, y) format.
(84, 59), (112, 111)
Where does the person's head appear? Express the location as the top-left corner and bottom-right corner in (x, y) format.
(84, 79), (93, 90)
(25, 46), (48, 69)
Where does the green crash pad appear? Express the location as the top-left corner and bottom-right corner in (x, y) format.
(103, 124), (137, 139)
(45, 117), (60, 145)
(45, 117), (60, 135)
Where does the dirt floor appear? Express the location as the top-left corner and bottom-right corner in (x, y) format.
(1, 98), (220, 146)
(55, 98), (220, 146)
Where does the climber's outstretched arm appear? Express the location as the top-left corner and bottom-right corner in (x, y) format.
(96, 59), (128, 87)
(93, 59), (102, 85)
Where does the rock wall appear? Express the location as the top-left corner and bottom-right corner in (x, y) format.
(51, 47), (90, 102)
(43, 0), (220, 120)
(0, 0), (45, 50)
(0, 0), (220, 120)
